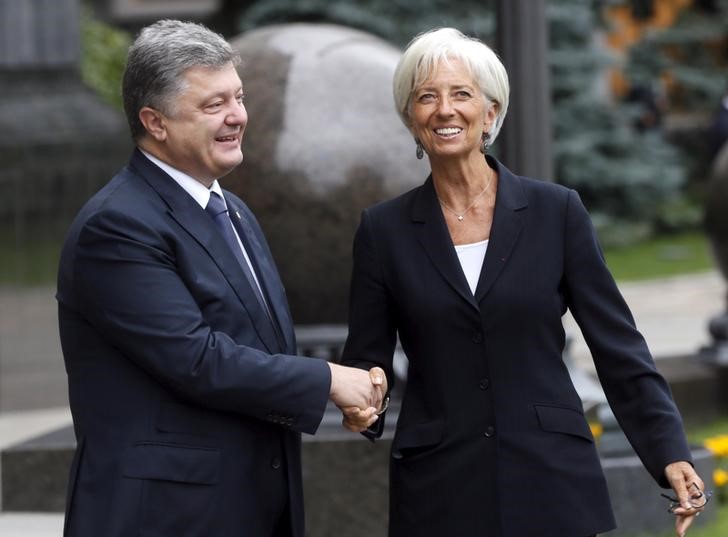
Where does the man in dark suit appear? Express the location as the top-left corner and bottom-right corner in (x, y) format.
(56, 19), (383, 537)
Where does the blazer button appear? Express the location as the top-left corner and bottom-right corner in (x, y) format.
(271, 457), (282, 469)
(472, 331), (483, 343)
(484, 426), (495, 438)
(479, 378), (490, 390)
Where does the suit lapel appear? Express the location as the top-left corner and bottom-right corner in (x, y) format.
(226, 201), (296, 353)
(412, 176), (479, 311)
(129, 150), (281, 354)
(411, 158), (528, 310)
(473, 157), (527, 303)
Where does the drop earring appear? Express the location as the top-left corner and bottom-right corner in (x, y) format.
(480, 132), (490, 154)
(415, 140), (424, 160)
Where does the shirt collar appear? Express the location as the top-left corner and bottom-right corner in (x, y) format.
(140, 149), (225, 209)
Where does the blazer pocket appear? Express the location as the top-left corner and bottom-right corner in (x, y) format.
(122, 442), (220, 485)
(392, 420), (444, 460)
(534, 404), (593, 442)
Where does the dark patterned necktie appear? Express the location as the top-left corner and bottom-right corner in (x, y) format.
(205, 191), (272, 319)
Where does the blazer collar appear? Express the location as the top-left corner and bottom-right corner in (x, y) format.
(474, 156), (527, 303)
(128, 149), (284, 354)
(411, 156), (527, 309)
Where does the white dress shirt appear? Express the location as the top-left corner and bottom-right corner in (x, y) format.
(454, 239), (489, 295)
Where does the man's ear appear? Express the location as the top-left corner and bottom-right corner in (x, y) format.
(139, 107), (167, 142)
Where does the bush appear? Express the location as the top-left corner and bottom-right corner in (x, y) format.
(79, 6), (131, 110)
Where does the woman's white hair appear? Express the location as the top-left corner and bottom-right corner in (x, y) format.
(393, 28), (510, 148)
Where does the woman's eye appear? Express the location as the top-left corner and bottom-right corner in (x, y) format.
(418, 93), (435, 103)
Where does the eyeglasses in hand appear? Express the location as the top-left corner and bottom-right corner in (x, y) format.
(661, 482), (712, 514)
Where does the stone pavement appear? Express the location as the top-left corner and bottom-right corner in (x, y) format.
(0, 513), (63, 536)
(565, 270), (725, 372)
(0, 270), (725, 536)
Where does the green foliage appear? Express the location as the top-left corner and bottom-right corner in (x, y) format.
(624, 1), (728, 111)
(238, 0), (496, 47)
(619, 0), (728, 217)
(79, 6), (131, 110)
(628, 504), (728, 537)
(550, 0), (694, 245)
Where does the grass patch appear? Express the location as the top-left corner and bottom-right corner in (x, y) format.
(633, 501), (728, 537)
(0, 234), (62, 286)
(689, 506), (728, 537)
(687, 415), (728, 445)
(603, 232), (715, 282)
(0, 230), (718, 287)
(665, 415), (728, 537)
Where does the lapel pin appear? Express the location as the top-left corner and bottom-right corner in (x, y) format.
(236, 211), (241, 220)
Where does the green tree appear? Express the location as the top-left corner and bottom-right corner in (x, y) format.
(624, 0), (728, 112)
(622, 0), (728, 188)
(79, 6), (131, 110)
(551, 0), (692, 245)
(238, 0), (495, 46)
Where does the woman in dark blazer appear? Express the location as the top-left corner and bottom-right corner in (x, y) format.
(340, 28), (706, 537)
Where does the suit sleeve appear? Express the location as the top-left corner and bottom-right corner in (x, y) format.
(341, 209), (398, 439)
(73, 207), (331, 435)
(562, 189), (692, 487)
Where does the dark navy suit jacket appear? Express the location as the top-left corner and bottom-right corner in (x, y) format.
(341, 157), (692, 537)
(57, 149), (331, 537)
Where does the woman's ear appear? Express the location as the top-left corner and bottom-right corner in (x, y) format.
(483, 100), (498, 130)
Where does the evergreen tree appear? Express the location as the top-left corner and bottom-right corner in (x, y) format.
(551, 0), (691, 244)
(622, 0), (728, 187)
(624, 0), (728, 112)
(238, 0), (495, 46)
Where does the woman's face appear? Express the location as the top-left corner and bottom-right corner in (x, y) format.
(410, 58), (496, 162)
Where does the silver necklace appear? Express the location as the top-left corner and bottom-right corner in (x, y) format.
(437, 173), (493, 221)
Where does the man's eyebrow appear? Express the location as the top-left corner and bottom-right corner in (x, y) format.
(201, 87), (244, 101)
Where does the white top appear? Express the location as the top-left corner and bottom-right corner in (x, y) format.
(454, 239), (489, 295)
(140, 150), (267, 299)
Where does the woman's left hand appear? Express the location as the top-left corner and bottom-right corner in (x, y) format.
(340, 367), (389, 433)
(664, 461), (707, 537)
(341, 405), (379, 432)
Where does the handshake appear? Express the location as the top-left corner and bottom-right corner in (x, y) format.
(328, 363), (388, 433)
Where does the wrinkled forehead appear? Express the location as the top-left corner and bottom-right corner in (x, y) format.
(179, 63), (242, 94)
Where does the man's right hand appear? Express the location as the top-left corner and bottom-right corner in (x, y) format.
(328, 363), (383, 411)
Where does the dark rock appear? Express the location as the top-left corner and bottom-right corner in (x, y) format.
(226, 24), (429, 324)
(1, 426), (75, 512)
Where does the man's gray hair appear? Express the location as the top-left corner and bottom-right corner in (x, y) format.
(122, 19), (241, 140)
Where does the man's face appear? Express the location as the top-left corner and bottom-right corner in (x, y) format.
(159, 63), (247, 183)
